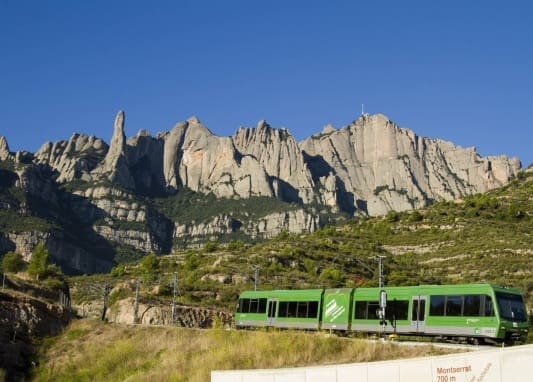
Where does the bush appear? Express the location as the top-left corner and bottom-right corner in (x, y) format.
(1, 251), (25, 273)
(139, 253), (160, 282)
(110, 264), (126, 277)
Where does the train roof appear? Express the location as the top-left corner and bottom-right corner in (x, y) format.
(238, 283), (524, 297)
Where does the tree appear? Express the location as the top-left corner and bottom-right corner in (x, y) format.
(1, 252), (25, 273)
(140, 253), (159, 282)
(27, 243), (48, 280)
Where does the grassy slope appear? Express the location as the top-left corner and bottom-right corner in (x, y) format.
(33, 319), (458, 382)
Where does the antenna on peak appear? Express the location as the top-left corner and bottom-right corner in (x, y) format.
(361, 104), (368, 117)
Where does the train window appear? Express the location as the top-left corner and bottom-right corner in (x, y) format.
(367, 301), (380, 319)
(249, 299), (259, 313)
(430, 295), (445, 316)
(354, 301), (367, 319)
(278, 302), (288, 317)
(258, 298), (267, 313)
(297, 302), (308, 317)
(463, 295), (481, 316)
(386, 300), (409, 321)
(483, 295), (495, 317)
(277, 301), (319, 318)
(446, 295), (463, 316)
(288, 302), (298, 317)
(354, 301), (380, 319)
(238, 299), (249, 313)
(308, 301), (318, 318)
(495, 292), (527, 322)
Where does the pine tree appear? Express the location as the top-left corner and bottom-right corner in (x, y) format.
(27, 242), (48, 280)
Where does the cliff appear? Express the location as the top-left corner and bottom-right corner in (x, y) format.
(0, 110), (521, 274)
(0, 275), (74, 381)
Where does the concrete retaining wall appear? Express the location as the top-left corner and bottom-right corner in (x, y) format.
(212, 344), (533, 382)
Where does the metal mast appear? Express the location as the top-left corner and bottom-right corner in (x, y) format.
(171, 272), (178, 324)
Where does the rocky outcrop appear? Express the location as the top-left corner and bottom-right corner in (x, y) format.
(243, 210), (320, 239)
(106, 297), (233, 328)
(35, 133), (108, 183)
(233, 120), (315, 203)
(92, 110), (135, 189)
(93, 225), (160, 253)
(0, 278), (74, 381)
(4, 231), (49, 262)
(301, 114), (521, 215)
(0, 136), (11, 160)
(1, 231), (114, 274)
(165, 117), (274, 199)
(174, 214), (240, 240)
(15, 165), (59, 207)
(127, 130), (166, 195)
(174, 209), (320, 245)
(28, 110), (521, 217)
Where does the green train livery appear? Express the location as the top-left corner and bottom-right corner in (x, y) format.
(235, 284), (528, 344)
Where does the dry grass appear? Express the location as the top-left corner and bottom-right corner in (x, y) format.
(33, 319), (461, 382)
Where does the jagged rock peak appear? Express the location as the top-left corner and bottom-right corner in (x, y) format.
(352, 112), (391, 127)
(183, 116), (214, 137)
(94, 110), (135, 189)
(110, 110), (127, 153)
(136, 129), (151, 138)
(257, 119), (269, 129)
(187, 116), (201, 124)
(0, 136), (10, 160)
(113, 110), (126, 145)
(321, 124), (336, 134)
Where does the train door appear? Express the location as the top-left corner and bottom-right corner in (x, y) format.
(410, 296), (426, 333)
(267, 299), (277, 326)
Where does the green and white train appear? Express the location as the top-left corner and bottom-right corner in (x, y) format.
(235, 284), (529, 344)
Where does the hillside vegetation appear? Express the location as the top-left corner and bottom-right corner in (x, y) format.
(69, 169), (533, 314)
(33, 319), (459, 382)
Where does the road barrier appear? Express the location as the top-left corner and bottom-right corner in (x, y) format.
(212, 344), (533, 382)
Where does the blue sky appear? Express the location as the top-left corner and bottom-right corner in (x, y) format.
(1, 1), (532, 166)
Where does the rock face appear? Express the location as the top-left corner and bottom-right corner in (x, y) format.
(35, 133), (108, 183)
(174, 209), (320, 246)
(93, 110), (135, 189)
(300, 114), (521, 215)
(0, 136), (10, 160)
(233, 120), (315, 203)
(0, 278), (73, 381)
(164, 117), (273, 198)
(0, 111), (522, 274)
(106, 297), (233, 328)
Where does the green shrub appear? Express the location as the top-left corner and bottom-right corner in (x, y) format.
(1, 251), (25, 273)
(27, 243), (49, 280)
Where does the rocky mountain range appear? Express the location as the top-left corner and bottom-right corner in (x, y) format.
(0, 111), (521, 274)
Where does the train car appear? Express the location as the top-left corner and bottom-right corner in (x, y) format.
(350, 284), (528, 344)
(235, 289), (324, 330)
(235, 284), (528, 344)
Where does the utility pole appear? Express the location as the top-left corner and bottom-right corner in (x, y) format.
(134, 279), (141, 324)
(254, 267), (260, 291)
(2, 273), (5, 290)
(101, 284), (111, 321)
(171, 273), (178, 325)
(370, 255), (386, 288)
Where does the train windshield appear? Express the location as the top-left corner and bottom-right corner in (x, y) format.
(495, 292), (527, 322)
